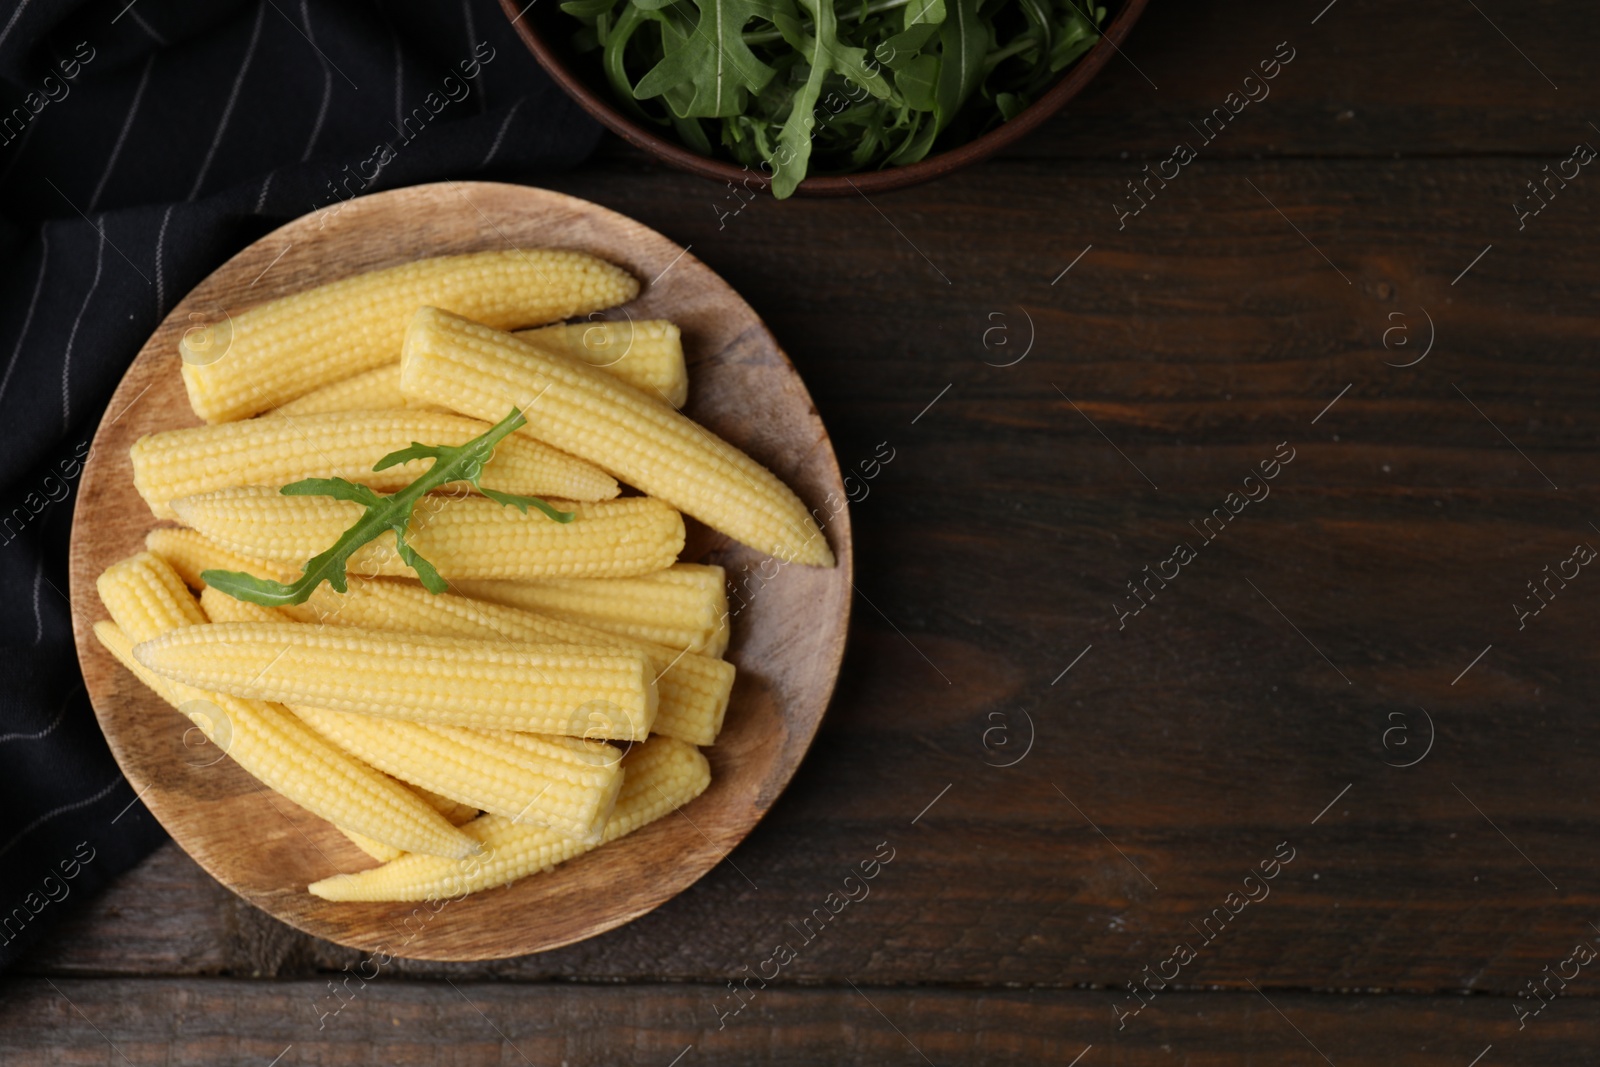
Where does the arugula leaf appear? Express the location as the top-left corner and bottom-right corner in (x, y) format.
(875, 22), (939, 69)
(202, 409), (570, 607)
(769, 0), (836, 197)
(655, 9), (706, 117)
(750, 0), (807, 48)
(601, 3), (656, 122)
(819, 33), (893, 99)
(934, 0), (987, 133)
(893, 53), (938, 111)
(634, 0), (778, 117)
(885, 107), (939, 164)
(672, 111), (717, 151)
(1048, 1), (1100, 70)
(1016, 0), (1052, 53)
(903, 0), (946, 29)
(561, 0), (617, 19)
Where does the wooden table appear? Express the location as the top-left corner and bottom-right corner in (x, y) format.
(7, 0), (1600, 1061)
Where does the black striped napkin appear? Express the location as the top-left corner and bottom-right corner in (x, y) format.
(0, 0), (600, 971)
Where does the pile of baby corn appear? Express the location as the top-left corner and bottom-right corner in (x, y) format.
(95, 250), (834, 903)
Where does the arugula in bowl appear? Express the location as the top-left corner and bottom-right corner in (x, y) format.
(562, 0), (1106, 197)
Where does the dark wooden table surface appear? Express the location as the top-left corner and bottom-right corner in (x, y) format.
(7, 0), (1600, 1062)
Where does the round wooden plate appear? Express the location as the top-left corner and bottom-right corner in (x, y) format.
(67, 181), (853, 961)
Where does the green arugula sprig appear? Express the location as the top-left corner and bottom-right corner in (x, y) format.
(565, 0), (1104, 197)
(202, 409), (571, 608)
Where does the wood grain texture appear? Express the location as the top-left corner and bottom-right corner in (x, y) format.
(64, 182), (852, 961)
(5, 978), (1597, 1065)
(1005, 0), (1595, 159)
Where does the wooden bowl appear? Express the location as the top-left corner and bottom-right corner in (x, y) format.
(67, 182), (853, 961)
(500, 0), (1149, 197)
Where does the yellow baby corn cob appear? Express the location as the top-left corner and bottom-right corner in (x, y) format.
(272, 318), (686, 416)
(145, 527), (293, 588)
(342, 783), (479, 862)
(133, 622), (657, 739)
(180, 250), (640, 422)
(400, 308), (833, 567)
(171, 487), (685, 580)
(518, 320), (687, 407)
(132, 411), (618, 518)
(417, 786), (480, 825)
(199, 584), (287, 624)
(93, 557), (474, 859)
(96, 551), (207, 634)
(341, 829), (404, 863)
(308, 737), (711, 901)
(457, 563), (730, 657)
(270, 365), (435, 417)
(302, 575), (734, 745)
(165, 537), (323, 630)
(291, 706), (622, 841)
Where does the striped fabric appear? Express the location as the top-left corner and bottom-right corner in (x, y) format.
(0, 0), (600, 971)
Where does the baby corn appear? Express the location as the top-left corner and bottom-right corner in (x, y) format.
(400, 308), (832, 566)
(171, 487), (685, 580)
(180, 250), (640, 421)
(199, 585), (286, 624)
(271, 365), (433, 417)
(457, 563), (730, 657)
(416, 787), (480, 825)
(518, 320), (687, 407)
(291, 706), (623, 841)
(308, 737), (711, 901)
(281, 574), (733, 745)
(96, 552), (207, 636)
(94, 557), (474, 858)
(145, 527), (293, 589)
(340, 829), (405, 864)
(272, 318), (687, 416)
(341, 783), (479, 863)
(132, 622), (658, 739)
(132, 410), (618, 518)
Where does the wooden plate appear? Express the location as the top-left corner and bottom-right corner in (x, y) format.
(67, 181), (853, 961)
